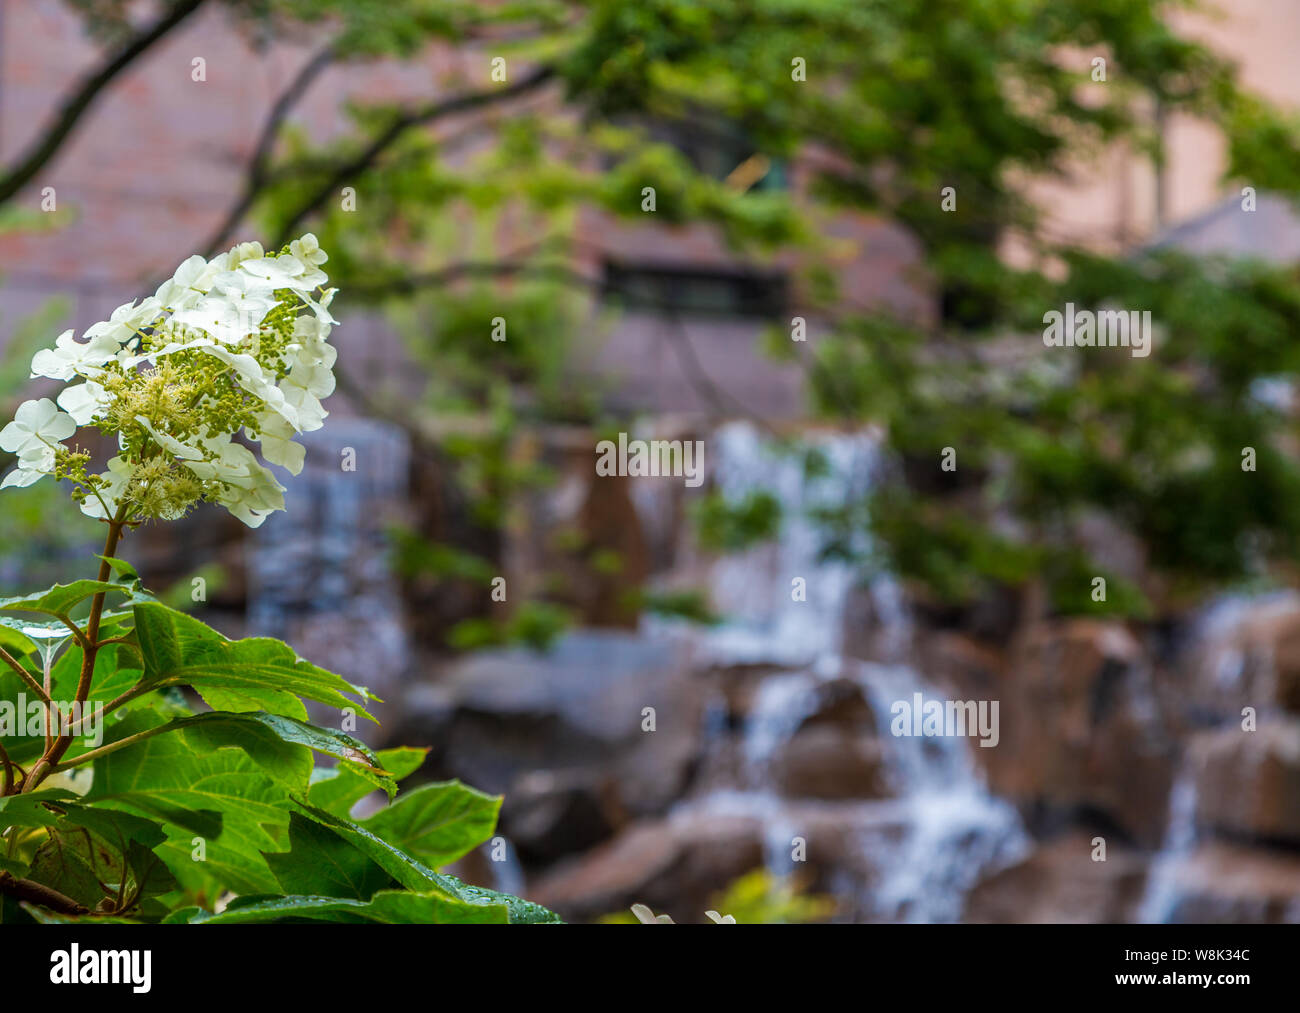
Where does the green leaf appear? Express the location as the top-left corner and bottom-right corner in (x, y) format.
(131, 603), (378, 721)
(263, 812), (393, 900)
(360, 781), (500, 868)
(291, 799), (459, 895)
(95, 556), (140, 583)
(0, 789), (79, 827)
(125, 710), (394, 796)
(0, 641), (149, 765)
(49, 801), (168, 850)
(86, 712), (291, 895)
(122, 839), (179, 906)
(50, 642), (143, 704)
(24, 831), (175, 916)
(441, 874), (565, 924)
(0, 580), (143, 620)
(189, 683), (310, 721)
(0, 615), (65, 655)
(1, 795), (175, 917)
(27, 831), (106, 909)
(0, 674), (53, 763)
(309, 746), (427, 816)
(289, 801), (561, 923)
(177, 888), (508, 924)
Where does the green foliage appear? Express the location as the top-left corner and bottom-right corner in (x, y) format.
(0, 578), (559, 925)
(706, 869), (836, 924)
(692, 489), (783, 553)
(446, 600), (572, 652)
(626, 588), (721, 625)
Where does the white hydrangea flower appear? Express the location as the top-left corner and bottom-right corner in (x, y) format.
(0, 398), (77, 489)
(30, 329), (120, 381)
(238, 253), (326, 292)
(0, 235), (340, 527)
(82, 298), (163, 347)
(0, 398), (75, 455)
(153, 254), (214, 311)
(56, 380), (110, 426)
(2, 438), (64, 489)
(250, 412), (307, 476)
(78, 456), (134, 520)
(173, 275), (277, 344)
(289, 233), (328, 266)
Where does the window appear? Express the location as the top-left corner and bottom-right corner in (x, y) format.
(603, 262), (788, 318)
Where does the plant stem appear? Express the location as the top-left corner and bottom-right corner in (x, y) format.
(49, 722), (162, 773)
(0, 741), (12, 796)
(43, 647), (53, 753)
(0, 647), (51, 705)
(21, 507), (129, 793)
(0, 871), (89, 915)
(98, 682), (155, 718)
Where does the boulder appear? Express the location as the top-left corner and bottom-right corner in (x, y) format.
(503, 769), (624, 865)
(1158, 841), (1300, 923)
(771, 726), (890, 800)
(965, 832), (1148, 923)
(530, 808), (766, 923)
(1192, 720), (1300, 844)
(391, 630), (707, 862)
(1187, 593), (1300, 719)
(983, 619), (1176, 845)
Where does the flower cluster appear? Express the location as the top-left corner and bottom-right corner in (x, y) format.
(0, 235), (337, 527)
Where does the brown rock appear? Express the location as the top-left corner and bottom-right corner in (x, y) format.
(1192, 721), (1300, 844)
(1159, 841), (1300, 923)
(530, 810), (765, 923)
(984, 619), (1176, 845)
(1188, 594), (1300, 718)
(503, 769), (625, 865)
(772, 726), (890, 800)
(965, 832), (1148, 923)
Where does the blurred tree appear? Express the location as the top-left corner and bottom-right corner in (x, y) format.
(251, 0), (1300, 621)
(10, 0), (1300, 626)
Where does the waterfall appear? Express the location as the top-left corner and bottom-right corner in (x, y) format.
(247, 418), (412, 709)
(700, 422), (876, 667)
(1136, 763), (1199, 923)
(658, 420), (1027, 922)
(1131, 590), (1300, 922)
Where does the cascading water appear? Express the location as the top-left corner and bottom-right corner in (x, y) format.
(1133, 591), (1299, 923)
(1136, 765), (1199, 923)
(658, 421), (1027, 922)
(248, 418), (412, 710)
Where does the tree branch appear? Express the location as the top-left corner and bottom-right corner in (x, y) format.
(0, 0), (208, 204)
(200, 41), (339, 257)
(269, 63), (557, 247)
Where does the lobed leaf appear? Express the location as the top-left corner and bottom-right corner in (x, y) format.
(308, 746), (427, 817)
(360, 780), (500, 869)
(132, 603), (378, 721)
